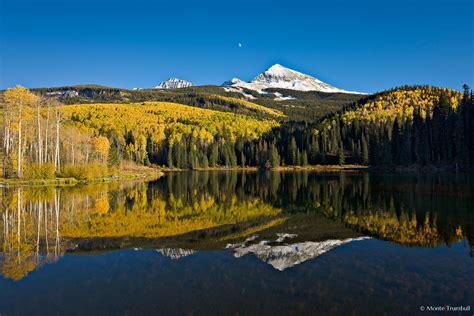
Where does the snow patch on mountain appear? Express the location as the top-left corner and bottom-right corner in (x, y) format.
(46, 90), (79, 98)
(155, 78), (193, 89)
(273, 91), (296, 101)
(223, 64), (364, 94)
(275, 233), (297, 243)
(223, 86), (257, 100)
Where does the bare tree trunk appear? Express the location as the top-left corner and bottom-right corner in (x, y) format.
(1, 128), (7, 177)
(36, 200), (42, 259)
(44, 202), (49, 254)
(44, 107), (50, 163)
(5, 209), (9, 244)
(17, 188), (21, 249)
(54, 115), (60, 172)
(72, 143), (75, 165)
(54, 189), (60, 256)
(4, 126), (10, 155)
(17, 121), (22, 177)
(37, 103), (42, 164)
(2, 211), (7, 252)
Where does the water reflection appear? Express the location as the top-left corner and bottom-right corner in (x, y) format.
(1, 171), (473, 280)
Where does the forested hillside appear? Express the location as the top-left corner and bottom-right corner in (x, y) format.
(266, 85), (474, 168)
(0, 86), (280, 179)
(1, 84), (473, 180)
(63, 102), (278, 168)
(33, 84), (362, 121)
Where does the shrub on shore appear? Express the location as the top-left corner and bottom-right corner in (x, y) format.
(23, 163), (55, 179)
(60, 164), (114, 180)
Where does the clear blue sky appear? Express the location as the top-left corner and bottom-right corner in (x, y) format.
(1, 0), (472, 92)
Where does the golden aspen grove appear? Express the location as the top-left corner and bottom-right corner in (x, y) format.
(0, 86), (279, 181)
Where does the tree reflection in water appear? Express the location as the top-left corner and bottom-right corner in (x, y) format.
(1, 171), (473, 280)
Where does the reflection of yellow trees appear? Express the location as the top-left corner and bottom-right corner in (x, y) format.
(94, 196), (110, 214)
(218, 218), (286, 242)
(343, 211), (459, 247)
(1, 235), (36, 281)
(1, 188), (63, 281)
(310, 178), (468, 248)
(1, 183), (282, 259)
(60, 195), (281, 239)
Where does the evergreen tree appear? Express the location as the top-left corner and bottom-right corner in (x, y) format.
(290, 137), (297, 165)
(269, 143), (280, 168)
(296, 149), (302, 166)
(361, 134), (369, 165)
(209, 143), (219, 166)
(202, 153), (209, 168)
(302, 150), (308, 166)
(391, 119), (400, 165)
(382, 127), (392, 165)
(167, 146), (174, 168)
(310, 137), (319, 164)
(107, 142), (121, 167)
(240, 151), (246, 167)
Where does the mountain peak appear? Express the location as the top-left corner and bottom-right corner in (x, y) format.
(267, 63), (286, 71)
(155, 77), (193, 89)
(225, 64), (364, 94)
(264, 64), (299, 77)
(222, 77), (245, 86)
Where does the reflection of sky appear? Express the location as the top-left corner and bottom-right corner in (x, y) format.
(1, 240), (472, 315)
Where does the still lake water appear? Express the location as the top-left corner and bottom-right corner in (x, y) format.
(0, 171), (473, 315)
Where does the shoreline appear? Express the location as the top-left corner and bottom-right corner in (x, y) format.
(0, 168), (164, 188)
(3, 163), (472, 187)
(159, 164), (368, 173)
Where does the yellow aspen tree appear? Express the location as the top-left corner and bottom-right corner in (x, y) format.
(3, 86), (38, 178)
(94, 136), (110, 163)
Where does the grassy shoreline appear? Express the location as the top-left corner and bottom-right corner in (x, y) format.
(160, 164), (368, 172)
(271, 164), (367, 172)
(0, 167), (164, 187)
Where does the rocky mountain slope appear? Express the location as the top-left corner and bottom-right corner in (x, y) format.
(155, 77), (193, 89)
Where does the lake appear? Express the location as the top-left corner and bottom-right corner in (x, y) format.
(0, 171), (473, 315)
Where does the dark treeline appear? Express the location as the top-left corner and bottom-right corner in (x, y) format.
(352, 85), (474, 167)
(270, 85), (474, 168)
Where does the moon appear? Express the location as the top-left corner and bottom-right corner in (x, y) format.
(238, 43), (242, 48)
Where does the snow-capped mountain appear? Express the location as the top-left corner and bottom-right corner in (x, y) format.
(156, 248), (196, 260)
(227, 234), (369, 271)
(223, 64), (363, 94)
(155, 78), (193, 89)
